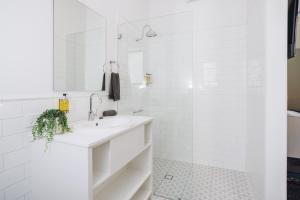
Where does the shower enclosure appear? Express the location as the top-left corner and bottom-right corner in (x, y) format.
(118, 12), (194, 199)
(117, 11), (251, 200)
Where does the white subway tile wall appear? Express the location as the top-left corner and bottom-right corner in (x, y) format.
(0, 102), (23, 119)
(146, 32), (194, 163)
(5, 178), (31, 200)
(118, 12), (194, 163)
(2, 118), (26, 137)
(118, 6), (247, 171)
(0, 135), (24, 155)
(0, 96), (117, 200)
(0, 191), (4, 200)
(3, 148), (29, 170)
(0, 166), (24, 190)
(193, 25), (247, 171)
(190, 0), (247, 171)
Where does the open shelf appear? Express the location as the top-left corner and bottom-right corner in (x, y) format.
(94, 168), (151, 200)
(131, 190), (151, 200)
(131, 176), (152, 200)
(92, 142), (110, 187)
(93, 172), (110, 191)
(144, 123), (152, 146)
(93, 144), (151, 190)
(94, 146), (152, 200)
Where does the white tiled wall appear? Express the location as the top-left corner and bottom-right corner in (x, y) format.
(118, 12), (194, 163)
(148, 0), (248, 171)
(118, 0), (247, 171)
(193, 25), (247, 171)
(146, 33), (194, 163)
(0, 95), (116, 200)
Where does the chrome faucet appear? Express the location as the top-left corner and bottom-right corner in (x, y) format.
(88, 93), (102, 121)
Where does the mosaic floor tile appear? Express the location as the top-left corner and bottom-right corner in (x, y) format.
(155, 160), (192, 199)
(153, 158), (253, 200)
(151, 195), (170, 200)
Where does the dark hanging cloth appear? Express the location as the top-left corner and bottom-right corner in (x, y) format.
(103, 110), (118, 117)
(288, 0), (299, 59)
(109, 73), (120, 101)
(101, 73), (106, 91)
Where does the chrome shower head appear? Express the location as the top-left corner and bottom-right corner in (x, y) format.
(145, 29), (158, 38)
(136, 25), (157, 42)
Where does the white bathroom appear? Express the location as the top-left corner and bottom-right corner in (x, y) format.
(0, 0), (288, 200)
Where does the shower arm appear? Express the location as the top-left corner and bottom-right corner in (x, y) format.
(136, 25), (151, 41)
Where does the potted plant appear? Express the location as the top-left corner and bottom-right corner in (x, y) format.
(32, 109), (71, 148)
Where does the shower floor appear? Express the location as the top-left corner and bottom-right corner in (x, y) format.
(152, 158), (252, 200)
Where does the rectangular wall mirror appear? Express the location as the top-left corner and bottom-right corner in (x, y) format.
(53, 0), (106, 91)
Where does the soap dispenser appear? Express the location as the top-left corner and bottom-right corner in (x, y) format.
(59, 93), (69, 113)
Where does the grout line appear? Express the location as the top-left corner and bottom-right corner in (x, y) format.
(0, 120), (2, 138)
(179, 164), (193, 200)
(153, 194), (174, 200)
(153, 158), (253, 200)
(0, 165), (26, 190)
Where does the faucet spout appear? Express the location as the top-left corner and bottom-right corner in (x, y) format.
(88, 93), (102, 121)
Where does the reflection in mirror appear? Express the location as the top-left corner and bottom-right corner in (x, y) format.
(53, 0), (106, 91)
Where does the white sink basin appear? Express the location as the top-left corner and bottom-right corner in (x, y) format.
(73, 116), (133, 131)
(53, 115), (153, 148)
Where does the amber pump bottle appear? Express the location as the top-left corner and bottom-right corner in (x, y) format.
(59, 93), (69, 113)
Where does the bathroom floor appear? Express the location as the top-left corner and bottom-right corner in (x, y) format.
(152, 158), (253, 200)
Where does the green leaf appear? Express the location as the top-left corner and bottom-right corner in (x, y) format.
(32, 109), (71, 150)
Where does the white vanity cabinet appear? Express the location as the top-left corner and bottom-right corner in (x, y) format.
(32, 116), (153, 200)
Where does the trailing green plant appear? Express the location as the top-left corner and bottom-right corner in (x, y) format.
(32, 109), (71, 148)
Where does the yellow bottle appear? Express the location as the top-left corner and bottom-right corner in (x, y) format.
(59, 93), (69, 113)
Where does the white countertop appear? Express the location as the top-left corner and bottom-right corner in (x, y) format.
(53, 115), (153, 148)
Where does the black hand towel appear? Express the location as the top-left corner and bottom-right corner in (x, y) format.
(101, 73), (106, 91)
(109, 72), (120, 101)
